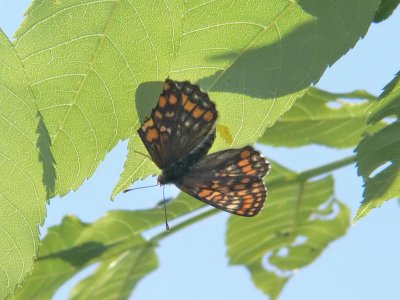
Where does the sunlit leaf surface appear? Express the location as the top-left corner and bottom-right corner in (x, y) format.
(0, 29), (49, 299)
(115, 0), (379, 195)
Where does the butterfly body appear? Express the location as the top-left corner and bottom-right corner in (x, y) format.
(158, 128), (216, 185)
(138, 79), (270, 217)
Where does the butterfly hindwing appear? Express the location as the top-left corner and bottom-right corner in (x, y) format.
(138, 79), (217, 169)
(177, 176), (266, 217)
(176, 146), (270, 216)
(194, 146), (270, 179)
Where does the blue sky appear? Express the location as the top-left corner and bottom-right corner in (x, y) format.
(1, 2), (400, 299)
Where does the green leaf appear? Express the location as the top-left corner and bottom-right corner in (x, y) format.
(260, 88), (383, 148)
(0, 29), (49, 299)
(11, 216), (89, 299)
(227, 169), (350, 299)
(355, 71), (400, 221)
(70, 246), (157, 300)
(12, 214), (157, 300)
(368, 72), (400, 122)
(14, 0), (183, 196)
(111, 133), (159, 198)
(12, 191), (203, 298)
(85, 193), (205, 237)
(373, 0), (400, 22)
(114, 0), (380, 195)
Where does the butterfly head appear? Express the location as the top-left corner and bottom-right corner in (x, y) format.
(157, 173), (167, 185)
(157, 160), (189, 185)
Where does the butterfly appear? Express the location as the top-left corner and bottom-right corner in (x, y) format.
(137, 79), (270, 217)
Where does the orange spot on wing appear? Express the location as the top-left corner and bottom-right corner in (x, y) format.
(244, 198), (255, 204)
(214, 195), (223, 201)
(238, 159), (249, 167)
(242, 203), (252, 210)
(184, 100), (196, 112)
(169, 93), (177, 104)
(192, 107), (204, 118)
(242, 165), (253, 173)
(159, 96), (167, 108)
(141, 118), (154, 131)
(241, 178), (250, 184)
(146, 128), (159, 142)
(234, 184), (245, 190)
(240, 150), (251, 159)
(247, 169), (257, 176)
(198, 189), (212, 198)
(238, 190), (247, 196)
(203, 111), (214, 122)
(182, 94), (189, 103)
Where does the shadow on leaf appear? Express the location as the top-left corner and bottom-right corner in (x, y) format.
(135, 81), (164, 123)
(198, 0), (369, 99)
(36, 111), (56, 199)
(38, 241), (112, 267)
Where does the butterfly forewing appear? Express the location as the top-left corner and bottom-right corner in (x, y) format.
(138, 79), (217, 169)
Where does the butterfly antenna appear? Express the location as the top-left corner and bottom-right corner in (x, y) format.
(163, 185), (170, 231)
(123, 184), (159, 193)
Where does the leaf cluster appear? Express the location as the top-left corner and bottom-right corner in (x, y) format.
(0, 0), (399, 299)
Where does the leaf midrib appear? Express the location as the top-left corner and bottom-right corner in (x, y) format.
(50, 1), (120, 145)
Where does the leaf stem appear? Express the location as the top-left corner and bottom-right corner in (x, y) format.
(269, 154), (357, 187)
(151, 208), (219, 243)
(297, 154), (357, 181)
(151, 154), (357, 241)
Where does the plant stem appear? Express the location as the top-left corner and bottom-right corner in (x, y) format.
(297, 154), (357, 181)
(151, 154), (357, 241)
(269, 154), (357, 187)
(151, 208), (219, 243)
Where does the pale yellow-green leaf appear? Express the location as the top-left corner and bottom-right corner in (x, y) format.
(0, 29), (49, 299)
(15, 0), (183, 196)
(114, 0), (379, 196)
(111, 133), (158, 198)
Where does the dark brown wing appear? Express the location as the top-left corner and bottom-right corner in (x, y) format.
(138, 79), (218, 169)
(176, 146), (270, 217)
